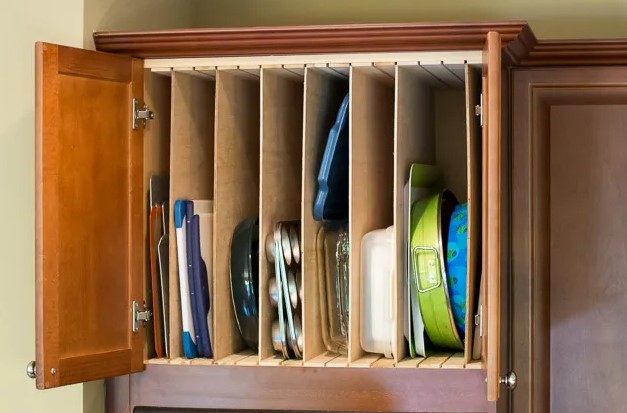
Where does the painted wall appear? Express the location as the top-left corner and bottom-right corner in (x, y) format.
(0, 1), (84, 412)
(84, 0), (197, 49)
(192, 0), (627, 39)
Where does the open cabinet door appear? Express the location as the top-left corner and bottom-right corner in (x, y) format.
(35, 43), (145, 389)
(483, 32), (506, 402)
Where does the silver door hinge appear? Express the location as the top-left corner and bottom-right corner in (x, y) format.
(475, 93), (483, 127)
(475, 304), (483, 337)
(132, 98), (154, 130)
(132, 300), (152, 333)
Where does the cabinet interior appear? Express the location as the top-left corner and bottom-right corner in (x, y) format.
(142, 51), (485, 370)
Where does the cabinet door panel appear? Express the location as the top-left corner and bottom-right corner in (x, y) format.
(483, 31), (504, 402)
(512, 67), (627, 413)
(35, 43), (145, 389)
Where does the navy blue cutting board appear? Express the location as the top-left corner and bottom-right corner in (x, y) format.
(191, 214), (212, 358)
(185, 202), (204, 357)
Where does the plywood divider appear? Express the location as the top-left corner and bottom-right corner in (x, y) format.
(259, 68), (304, 362)
(435, 89), (468, 201)
(464, 64), (483, 363)
(214, 70), (260, 359)
(168, 71), (215, 360)
(480, 68), (489, 365)
(301, 67), (348, 363)
(348, 66), (395, 364)
(143, 70), (172, 360)
(393, 66), (435, 364)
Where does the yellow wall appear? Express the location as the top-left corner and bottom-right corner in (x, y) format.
(84, 0), (197, 49)
(0, 1), (84, 412)
(193, 0), (627, 39)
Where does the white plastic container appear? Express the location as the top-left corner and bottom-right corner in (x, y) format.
(360, 225), (395, 358)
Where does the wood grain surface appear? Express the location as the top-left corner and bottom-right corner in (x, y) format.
(512, 66), (627, 413)
(36, 43), (145, 388)
(93, 22), (533, 61)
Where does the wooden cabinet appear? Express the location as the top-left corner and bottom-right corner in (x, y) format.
(33, 21), (627, 413)
(511, 66), (627, 413)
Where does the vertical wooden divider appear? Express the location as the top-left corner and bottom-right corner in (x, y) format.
(168, 71), (215, 359)
(393, 65), (435, 365)
(435, 90), (468, 201)
(480, 63), (490, 366)
(301, 68), (348, 363)
(464, 64), (482, 364)
(348, 66), (395, 365)
(259, 68), (304, 363)
(214, 70), (260, 359)
(143, 70), (172, 359)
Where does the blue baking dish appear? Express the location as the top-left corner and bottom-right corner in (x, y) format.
(314, 93), (349, 221)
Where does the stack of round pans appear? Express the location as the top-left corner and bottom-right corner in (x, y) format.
(409, 190), (466, 350)
(266, 221), (303, 359)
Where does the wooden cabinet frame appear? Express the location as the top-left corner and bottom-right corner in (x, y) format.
(511, 67), (627, 413)
(35, 20), (627, 413)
